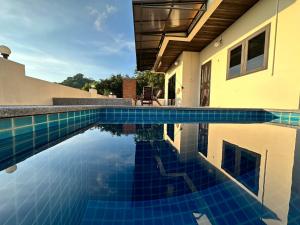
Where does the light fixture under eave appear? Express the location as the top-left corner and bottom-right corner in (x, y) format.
(214, 37), (223, 48)
(174, 61), (178, 66)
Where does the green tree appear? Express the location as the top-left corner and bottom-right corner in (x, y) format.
(60, 71), (165, 98)
(82, 81), (98, 91)
(96, 74), (129, 98)
(60, 73), (95, 89)
(135, 70), (164, 97)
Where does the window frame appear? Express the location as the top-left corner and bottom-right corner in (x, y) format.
(221, 141), (261, 195)
(226, 24), (271, 80)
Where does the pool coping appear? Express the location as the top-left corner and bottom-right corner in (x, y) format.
(0, 105), (299, 118)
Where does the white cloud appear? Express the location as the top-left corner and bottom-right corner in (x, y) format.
(0, 38), (113, 82)
(101, 34), (135, 54)
(87, 4), (117, 31)
(105, 5), (117, 14)
(75, 33), (134, 56)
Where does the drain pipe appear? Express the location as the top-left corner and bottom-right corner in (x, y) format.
(271, 0), (280, 76)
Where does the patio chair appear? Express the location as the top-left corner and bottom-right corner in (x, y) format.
(140, 86), (153, 105)
(153, 89), (162, 106)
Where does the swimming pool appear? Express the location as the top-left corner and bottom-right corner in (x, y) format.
(0, 108), (299, 225)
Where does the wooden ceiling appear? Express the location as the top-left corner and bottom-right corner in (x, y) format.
(133, 0), (260, 72)
(133, 0), (207, 71)
(156, 0), (260, 72)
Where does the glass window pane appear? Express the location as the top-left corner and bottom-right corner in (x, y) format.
(229, 45), (242, 76)
(247, 31), (266, 71)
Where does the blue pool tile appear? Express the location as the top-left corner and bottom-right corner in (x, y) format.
(75, 111), (81, 117)
(49, 130), (60, 141)
(68, 111), (75, 117)
(34, 115), (47, 124)
(15, 139), (34, 154)
(14, 116), (33, 127)
(60, 128), (68, 136)
(34, 123), (48, 132)
(48, 113), (59, 121)
(291, 113), (300, 118)
(15, 126), (34, 136)
(290, 120), (299, 126)
(49, 121), (59, 131)
(59, 112), (68, 119)
(68, 118), (75, 125)
(59, 119), (68, 128)
(0, 144), (13, 161)
(0, 130), (13, 140)
(0, 118), (12, 130)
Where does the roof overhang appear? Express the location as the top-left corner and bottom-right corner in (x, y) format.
(133, 0), (207, 71)
(133, 0), (259, 72)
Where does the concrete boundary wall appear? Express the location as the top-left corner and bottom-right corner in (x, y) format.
(0, 58), (105, 105)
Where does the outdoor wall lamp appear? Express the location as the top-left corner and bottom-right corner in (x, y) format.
(0, 45), (11, 59)
(214, 37), (223, 48)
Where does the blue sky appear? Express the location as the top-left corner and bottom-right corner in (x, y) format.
(0, 0), (136, 82)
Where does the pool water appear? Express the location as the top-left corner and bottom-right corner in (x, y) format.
(0, 122), (299, 225)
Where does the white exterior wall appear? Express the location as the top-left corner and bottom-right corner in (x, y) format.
(0, 58), (104, 105)
(164, 0), (300, 110)
(164, 52), (200, 107)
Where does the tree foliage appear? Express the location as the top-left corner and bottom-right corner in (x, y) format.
(60, 70), (165, 98)
(135, 70), (165, 97)
(60, 73), (95, 89)
(95, 74), (128, 98)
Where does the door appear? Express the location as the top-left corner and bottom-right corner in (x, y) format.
(168, 74), (176, 106)
(200, 61), (211, 107)
(198, 123), (208, 157)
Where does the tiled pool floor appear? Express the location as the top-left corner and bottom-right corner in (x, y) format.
(0, 122), (299, 225)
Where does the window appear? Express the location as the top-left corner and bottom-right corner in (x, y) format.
(227, 24), (270, 79)
(222, 141), (261, 195)
(246, 32), (266, 72)
(228, 45), (242, 76)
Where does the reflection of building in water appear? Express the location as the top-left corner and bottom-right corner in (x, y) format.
(164, 124), (199, 161)
(288, 131), (300, 224)
(222, 141), (261, 195)
(132, 140), (228, 201)
(163, 123), (300, 225)
(207, 124), (299, 225)
(132, 123), (296, 223)
(198, 123), (208, 157)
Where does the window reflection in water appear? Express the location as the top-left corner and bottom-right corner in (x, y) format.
(166, 124), (175, 141)
(222, 141), (261, 195)
(198, 123), (208, 157)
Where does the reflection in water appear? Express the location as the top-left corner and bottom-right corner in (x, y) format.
(198, 123), (208, 157)
(288, 131), (300, 224)
(222, 141), (261, 195)
(0, 121), (299, 224)
(167, 123), (175, 141)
